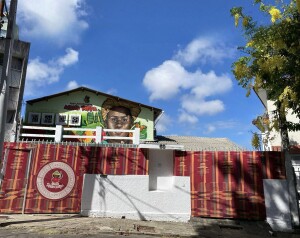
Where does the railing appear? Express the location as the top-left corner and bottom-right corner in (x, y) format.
(19, 125), (140, 145)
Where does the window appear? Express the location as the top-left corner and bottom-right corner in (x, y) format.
(0, 54), (3, 65)
(28, 112), (41, 124)
(41, 113), (55, 125)
(56, 113), (68, 125)
(6, 110), (16, 123)
(0, 55), (22, 70)
(68, 114), (81, 126)
(11, 57), (23, 71)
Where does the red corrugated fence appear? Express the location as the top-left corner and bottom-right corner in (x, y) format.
(0, 142), (285, 220)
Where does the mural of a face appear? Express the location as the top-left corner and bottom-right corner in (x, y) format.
(101, 98), (141, 143)
(105, 106), (133, 140)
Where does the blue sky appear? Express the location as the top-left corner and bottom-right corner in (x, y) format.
(15, 0), (268, 149)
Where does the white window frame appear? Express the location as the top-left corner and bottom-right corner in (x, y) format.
(68, 114), (81, 126)
(41, 113), (55, 125)
(56, 113), (69, 125)
(28, 112), (41, 125)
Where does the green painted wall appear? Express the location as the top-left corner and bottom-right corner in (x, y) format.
(25, 91), (155, 141)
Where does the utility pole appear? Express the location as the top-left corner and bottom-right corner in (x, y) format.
(0, 0), (18, 168)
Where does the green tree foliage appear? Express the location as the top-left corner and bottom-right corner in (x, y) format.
(251, 132), (262, 150)
(230, 0), (300, 150)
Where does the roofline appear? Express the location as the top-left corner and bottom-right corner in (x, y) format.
(154, 110), (164, 125)
(253, 88), (267, 109)
(26, 86), (163, 120)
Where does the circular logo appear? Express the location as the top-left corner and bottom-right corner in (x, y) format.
(36, 161), (76, 200)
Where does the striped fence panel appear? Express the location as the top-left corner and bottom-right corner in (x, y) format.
(174, 151), (286, 219)
(0, 143), (286, 220)
(0, 142), (148, 213)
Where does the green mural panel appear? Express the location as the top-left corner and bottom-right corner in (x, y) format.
(25, 91), (155, 141)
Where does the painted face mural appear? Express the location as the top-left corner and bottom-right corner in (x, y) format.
(106, 106), (132, 136)
(101, 98), (141, 143)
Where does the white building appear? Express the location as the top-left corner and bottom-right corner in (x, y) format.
(255, 89), (300, 151)
(0, 11), (30, 142)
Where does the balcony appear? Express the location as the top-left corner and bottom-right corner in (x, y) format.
(18, 125), (141, 145)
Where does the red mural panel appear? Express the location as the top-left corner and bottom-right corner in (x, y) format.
(0, 144), (31, 213)
(1, 142), (286, 219)
(23, 144), (81, 214)
(79, 146), (148, 175)
(174, 151), (286, 220)
(0, 143), (148, 214)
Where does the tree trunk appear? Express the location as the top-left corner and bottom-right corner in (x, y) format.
(277, 102), (290, 151)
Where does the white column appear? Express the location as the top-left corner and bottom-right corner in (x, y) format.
(0, 0), (18, 161)
(285, 152), (300, 227)
(133, 128), (140, 145)
(55, 125), (63, 143)
(96, 126), (102, 144)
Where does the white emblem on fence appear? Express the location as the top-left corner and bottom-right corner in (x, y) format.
(36, 161), (75, 200)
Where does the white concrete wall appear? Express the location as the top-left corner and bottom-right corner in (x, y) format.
(292, 157), (300, 194)
(148, 149), (173, 191)
(263, 179), (293, 231)
(267, 100), (300, 148)
(287, 110), (300, 146)
(81, 174), (191, 222)
(291, 156), (300, 215)
(267, 101), (282, 147)
(5, 123), (16, 142)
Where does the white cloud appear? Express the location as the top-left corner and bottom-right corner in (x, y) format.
(142, 36), (234, 121)
(26, 58), (62, 85)
(143, 60), (186, 101)
(58, 48), (79, 66)
(178, 111), (198, 124)
(204, 125), (216, 134)
(214, 120), (239, 129)
(190, 71), (232, 99)
(25, 48), (79, 96)
(18, 0), (89, 45)
(142, 61), (231, 116)
(143, 60), (232, 102)
(181, 96), (225, 116)
(174, 37), (235, 65)
(155, 113), (172, 133)
(66, 80), (79, 90)
(203, 120), (239, 134)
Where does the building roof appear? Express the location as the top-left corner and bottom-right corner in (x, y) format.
(26, 86), (163, 121)
(253, 88), (268, 109)
(149, 135), (245, 151)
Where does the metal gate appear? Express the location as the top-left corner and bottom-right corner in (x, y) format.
(0, 143), (83, 214)
(0, 147), (32, 213)
(0, 142), (148, 214)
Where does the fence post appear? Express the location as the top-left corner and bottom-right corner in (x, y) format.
(96, 126), (102, 144)
(285, 152), (300, 227)
(55, 125), (63, 143)
(133, 128), (140, 145)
